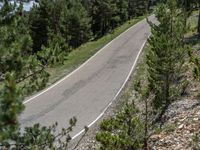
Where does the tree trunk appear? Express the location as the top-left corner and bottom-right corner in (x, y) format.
(144, 98), (149, 150)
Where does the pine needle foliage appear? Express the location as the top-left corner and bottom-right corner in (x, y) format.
(96, 102), (144, 150)
(147, 0), (187, 112)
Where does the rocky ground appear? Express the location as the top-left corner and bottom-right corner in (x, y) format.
(73, 98), (200, 150)
(149, 98), (200, 150)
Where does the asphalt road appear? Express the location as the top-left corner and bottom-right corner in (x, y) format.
(20, 15), (154, 139)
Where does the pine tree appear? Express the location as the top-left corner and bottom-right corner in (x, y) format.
(28, 0), (49, 53)
(128, 0), (148, 19)
(189, 48), (200, 80)
(147, 0), (187, 114)
(0, 3), (77, 146)
(90, 0), (118, 37)
(96, 102), (144, 150)
(0, 0), (49, 95)
(0, 73), (24, 144)
(0, 74), (77, 149)
(29, 0), (91, 64)
(62, 0), (91, 48)
(116, 0), (129, 23)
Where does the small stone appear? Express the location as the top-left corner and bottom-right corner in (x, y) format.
(180, 117), (187, 122)
(178, 124), (184, 129)
(196, 111), (200, 115)
(193, 118), (198, 121)
(191, 88), (197, 92)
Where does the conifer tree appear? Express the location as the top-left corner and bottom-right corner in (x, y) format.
(0, 3), (77, 147)
(147, 0), (187, 114)
(189, 49), (200, 80)
(0, 73), (78, 149)
(116, 0), (129, 23)
(90, 0), (118, 37)
(29, 0), (91, 64)
(128, 0), (149, 19)
(193, 57), (200, 80)
(0, 73), (24, 144)
(28, 0), (49, 53)
(62, 0), (91, 48)
(0, 0), (49, 95)
(96, 102), (144, 150)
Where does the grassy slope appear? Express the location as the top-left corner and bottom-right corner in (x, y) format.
(46, 16), (147, 86)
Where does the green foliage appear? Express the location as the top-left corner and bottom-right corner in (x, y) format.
(96, 102), (144, 150)
(62, 0), (91, 48)
(28, 0), (49, 52)
(116, 0), (129, 23)
(191, 133), (200, 150)
(0, 71), (76, 150)
(0, 0), (49, 96)
(0, 2), (78, 149)
(0, 73), (77, 149)
(27, 0), (151, 65)
(29, 0), (91, 65)
(178, 0), (199, 12)
(89, 0), (149, 37)
(128, 0), (149, 19)
(90, 0), (118, 37)
(147, 0), (187, 111)
(193, 58), (200, 80)
(189, 49), (200, 81)
(0, 73), (24, 142)
(38, 34), (68, 66)
(11, 118), (76, 150)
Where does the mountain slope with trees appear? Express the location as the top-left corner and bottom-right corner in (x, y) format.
(2, 0), (200, 149)
(0, 0), (153, 149)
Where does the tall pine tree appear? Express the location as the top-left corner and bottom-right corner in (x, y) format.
(0, 0), (49, 96)
(90, 0), (118, 37)
(147, 0), (187, 114)
(62, 0), (91, 48)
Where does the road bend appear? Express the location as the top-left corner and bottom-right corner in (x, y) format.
(20, 15), (155, 139)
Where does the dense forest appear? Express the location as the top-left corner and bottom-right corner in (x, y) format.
(0, 0), (200, 149)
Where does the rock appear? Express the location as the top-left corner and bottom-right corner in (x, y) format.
(180, 117), (187, 122)
(196, 111), (200, 115)
(178, 124), (184, 129)
(193, 118), (198, 121)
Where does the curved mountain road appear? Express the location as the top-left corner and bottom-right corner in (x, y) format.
(20, 16), (155, 139)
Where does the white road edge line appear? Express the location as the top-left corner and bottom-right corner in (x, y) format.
(23, 17), (148, 104)
(72, 33), (151, 140)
